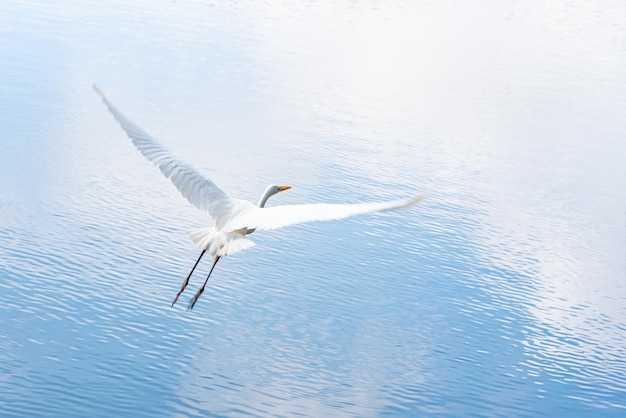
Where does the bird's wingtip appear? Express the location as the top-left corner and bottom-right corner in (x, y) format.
(92, 84), (105, 99)
(407, 188), (434, 207)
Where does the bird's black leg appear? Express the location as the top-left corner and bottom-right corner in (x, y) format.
(188, 256), (221, 311)
(171, 249), (206, 307)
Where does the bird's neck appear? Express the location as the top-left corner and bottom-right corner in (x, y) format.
(257, 190), (273, 208)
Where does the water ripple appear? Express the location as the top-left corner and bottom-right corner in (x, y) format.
(2, 0), (626, 416)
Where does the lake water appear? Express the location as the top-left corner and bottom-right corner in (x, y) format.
(1, 1), (625, 416)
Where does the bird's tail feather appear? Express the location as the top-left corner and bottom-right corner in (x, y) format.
(187, 227), (255, 257)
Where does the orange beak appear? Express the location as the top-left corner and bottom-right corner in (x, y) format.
(278, 185), (291, 192)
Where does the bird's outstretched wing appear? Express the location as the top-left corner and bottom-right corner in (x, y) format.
(223, 191), (431, 232)
(94, 85), (234, 218)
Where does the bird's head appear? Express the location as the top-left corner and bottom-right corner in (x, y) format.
(258, 184), (291, 207)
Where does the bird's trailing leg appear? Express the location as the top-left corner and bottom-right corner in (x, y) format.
(188, 255), (221, 310)
(172, 249), (206, 307)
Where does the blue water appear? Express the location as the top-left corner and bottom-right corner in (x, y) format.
(1, 1), (626, 416)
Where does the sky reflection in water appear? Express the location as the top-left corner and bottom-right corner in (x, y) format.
(1, 1), (625, 416)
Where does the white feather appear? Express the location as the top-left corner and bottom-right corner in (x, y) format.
(187, 227), (255, 256)
(221, 194), (431, 232)
(93, 85), (235, 220)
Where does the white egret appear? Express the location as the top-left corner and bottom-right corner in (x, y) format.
(94, 85), (430, 309)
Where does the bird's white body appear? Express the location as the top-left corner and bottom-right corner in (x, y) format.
(187, 225), (255, 258)
(94, 85), (430, 307)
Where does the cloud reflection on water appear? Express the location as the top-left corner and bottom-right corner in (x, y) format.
(1, 0), (626, 416)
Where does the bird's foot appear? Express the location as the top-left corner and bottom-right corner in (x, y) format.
(188, 287), (205, 311)
(171, 279), (189, 307)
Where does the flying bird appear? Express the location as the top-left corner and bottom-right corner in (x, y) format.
(94, 85), (430, 310)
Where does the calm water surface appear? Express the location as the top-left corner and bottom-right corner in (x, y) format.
(1, 1), (626, 416)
